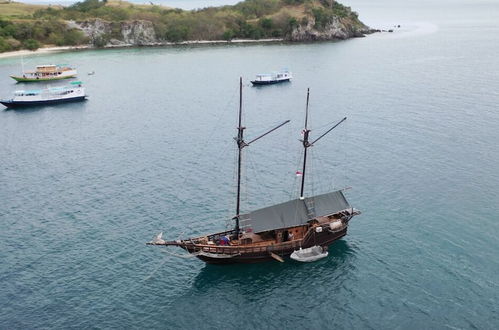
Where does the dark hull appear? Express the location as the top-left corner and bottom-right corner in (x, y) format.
(1, 96), (86, 108)
(250, 78), (290, 86)
(186, 227), (348, 264)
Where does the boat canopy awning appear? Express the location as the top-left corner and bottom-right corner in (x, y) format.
(15, 90), (41, 95)
(239, 190), (351, 233)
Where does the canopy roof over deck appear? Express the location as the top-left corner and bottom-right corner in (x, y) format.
(239, 190), (351, 233)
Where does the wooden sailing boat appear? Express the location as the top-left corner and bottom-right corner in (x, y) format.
(10, 64), (77, 82)
(147, 78), (361, 264)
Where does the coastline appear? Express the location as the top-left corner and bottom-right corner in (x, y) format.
(0, 45), (91, 59)
(0, 38), (284, 59)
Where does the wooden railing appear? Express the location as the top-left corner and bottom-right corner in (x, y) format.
(191, 239), (302, 255)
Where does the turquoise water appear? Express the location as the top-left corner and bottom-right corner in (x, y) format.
(1, 0), (498, 328)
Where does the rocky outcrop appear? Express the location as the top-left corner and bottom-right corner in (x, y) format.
(66, 13), (374, 47)
(120, 20), (157, 45)
(67, 19), (111, 41)
(289, 17), (373, 41)
(67, 19), (158, 46)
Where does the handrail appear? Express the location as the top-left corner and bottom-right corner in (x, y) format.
(192, 238), (302, 255)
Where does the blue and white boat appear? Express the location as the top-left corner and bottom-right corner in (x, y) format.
(250, 70), (292, 85)
(1, 81), (86, 108)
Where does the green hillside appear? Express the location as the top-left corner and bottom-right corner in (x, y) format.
(0, 0), (367, 53)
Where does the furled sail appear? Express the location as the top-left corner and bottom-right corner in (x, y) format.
(240, 190), (351, 233)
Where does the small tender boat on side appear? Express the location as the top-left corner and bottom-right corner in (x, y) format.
(250, 70), (292, 85)
(290, 245), (328, 262)
(10, 64), (77, 82)
(1, 81), (86, 108)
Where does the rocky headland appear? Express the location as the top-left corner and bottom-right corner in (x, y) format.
(66, 16), (373, 48)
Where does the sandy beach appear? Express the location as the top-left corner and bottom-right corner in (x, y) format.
(0, 45), (92, 59)
(0, 39), (284, 59)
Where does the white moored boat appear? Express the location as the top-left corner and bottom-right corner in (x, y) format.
(251, 70), (292, 85)
(1, 81), (86, 108)
(10, 64), (77, 82)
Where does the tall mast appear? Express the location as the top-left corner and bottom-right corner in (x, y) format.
(233, 77), (290, 237)
(300, 88), (311, 199)
(299, 88), (347, 199)
(235, 77), (245, 235)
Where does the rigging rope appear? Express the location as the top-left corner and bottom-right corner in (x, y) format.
(142, 253), (171, 281)
(309, 146), (316, 197)
(168, 84), (240, 226)
(292, 148), (304, 199)
(161, 247), (201, 259)
(312, 146), (330, 193)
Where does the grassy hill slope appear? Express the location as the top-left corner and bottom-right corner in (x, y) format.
(0, 0), (370, 53)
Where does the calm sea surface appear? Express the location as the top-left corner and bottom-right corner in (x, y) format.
(1, 0), (498, 328)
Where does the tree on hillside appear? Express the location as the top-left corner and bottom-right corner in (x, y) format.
(70, 0), (106, 12)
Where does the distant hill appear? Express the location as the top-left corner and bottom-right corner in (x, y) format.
(0, 1), (61, 18)
(0, 0), (373, 53)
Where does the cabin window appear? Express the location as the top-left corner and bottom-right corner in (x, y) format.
(240, 237), (252, 245)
